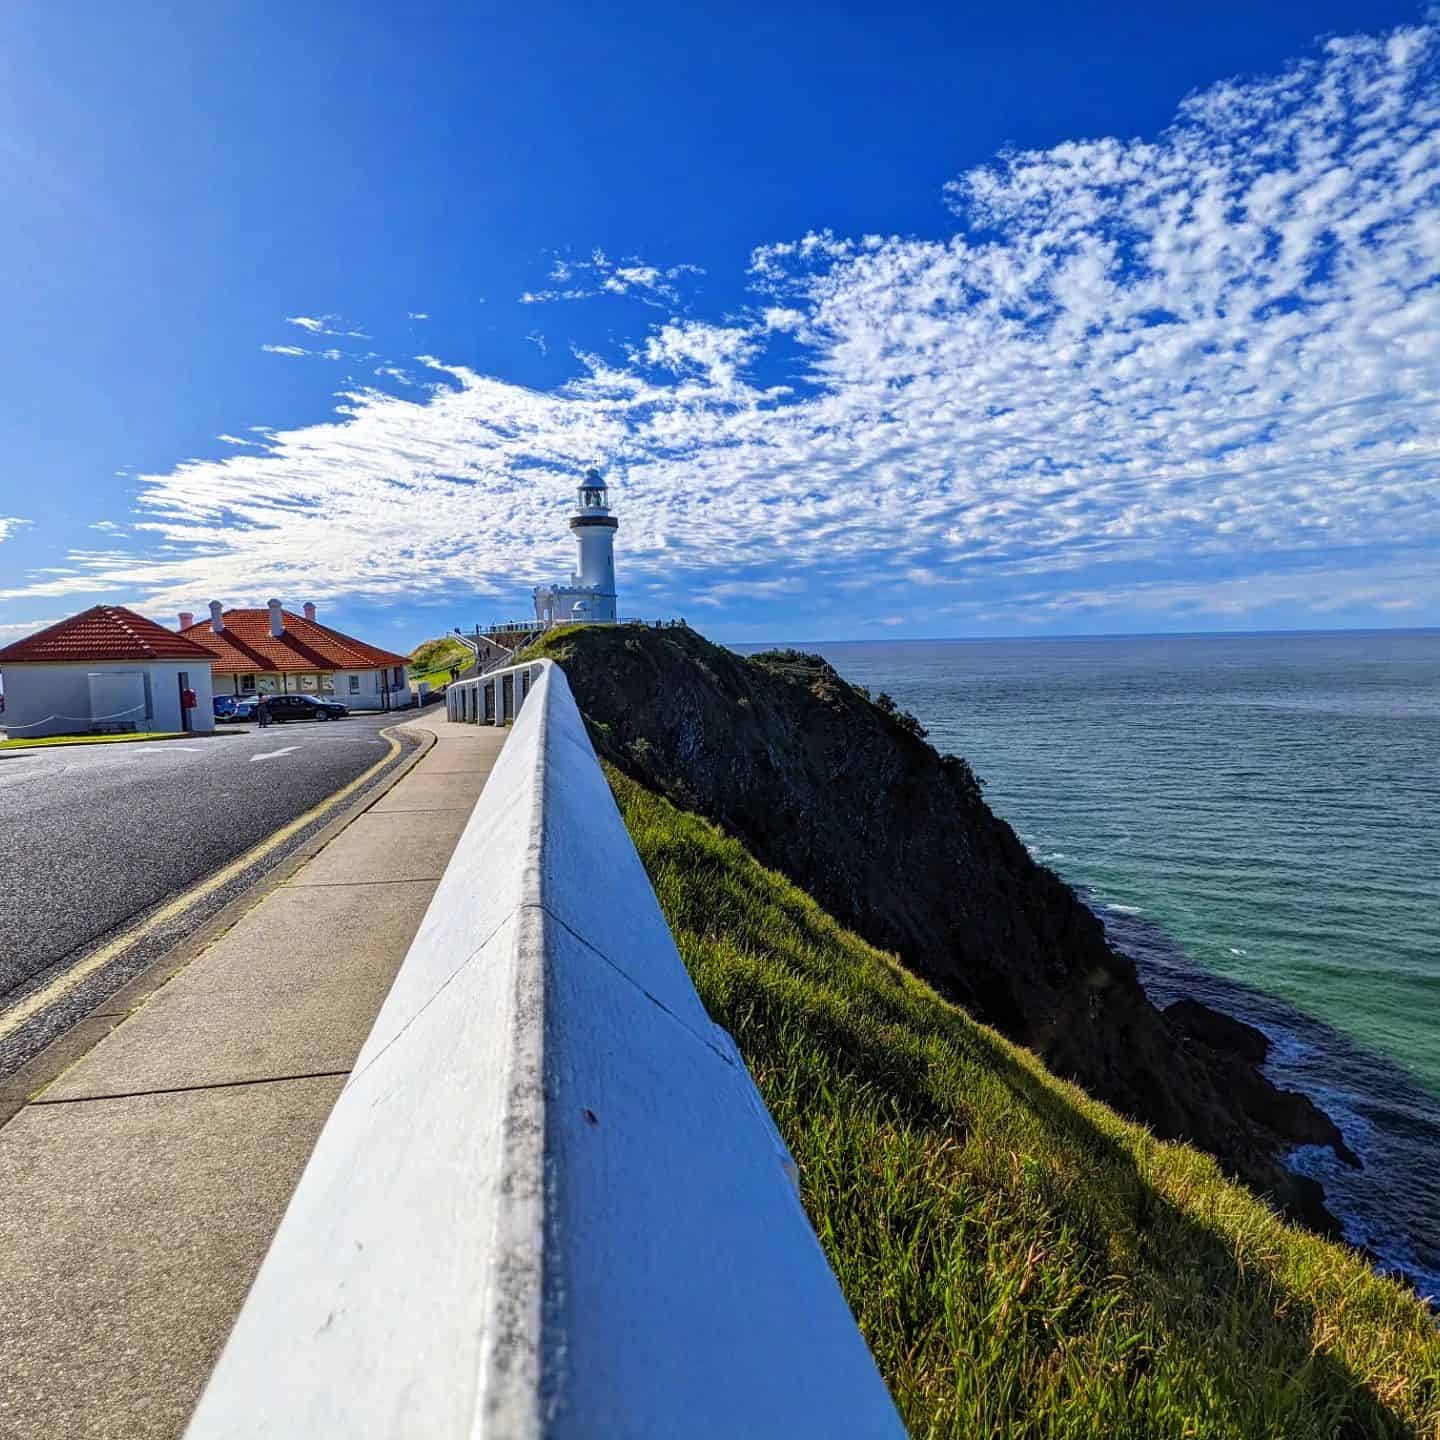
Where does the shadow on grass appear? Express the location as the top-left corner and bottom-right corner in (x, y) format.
(736, 961), (1427, 1436)
(614, 764), (1436, 1435)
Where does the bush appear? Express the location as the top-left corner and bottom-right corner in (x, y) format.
(875, 690), (928, 740)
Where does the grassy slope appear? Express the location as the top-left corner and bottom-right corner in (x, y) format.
(408, 635), (471, 691)
(606, 764), (1440, 1438)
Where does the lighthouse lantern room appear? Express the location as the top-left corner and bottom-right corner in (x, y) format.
(533, 468), (620, 626)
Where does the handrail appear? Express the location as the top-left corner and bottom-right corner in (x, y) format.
(185, 658), (903, 1438)
(444, 659), (542, 722)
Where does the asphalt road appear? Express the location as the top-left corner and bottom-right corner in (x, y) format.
(0, 710), (419, 1074)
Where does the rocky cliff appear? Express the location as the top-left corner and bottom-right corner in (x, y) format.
(531, 624), (1358, 1230)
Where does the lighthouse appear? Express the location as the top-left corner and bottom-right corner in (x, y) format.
(533, 468), (620, 626)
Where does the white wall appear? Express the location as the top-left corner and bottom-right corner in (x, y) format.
(575, 525), (616, 596)
(188, 661), (904, 1438)
(211, 668), (408, 708)
(168, 661), (215, 734)
(533, 584), (615, 625)
(1, 665), (94, 738)
(332, 666), (409, 709)
(0, 661), (214, 738)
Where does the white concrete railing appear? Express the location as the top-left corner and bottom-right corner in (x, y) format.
(445, 659), (544, 722)
(186, 659), (905, 1438)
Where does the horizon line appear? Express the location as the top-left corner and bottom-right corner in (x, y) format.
(723, 623), (1440, 647)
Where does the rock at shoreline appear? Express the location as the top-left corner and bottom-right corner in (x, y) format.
(538, 624), (1359, 1232)
(1165, 998), (1270, 1065)
(1167, 999), (1361, 1169)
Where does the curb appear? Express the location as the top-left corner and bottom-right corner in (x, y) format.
(0, 733), (191, 755)
(0, 719), (442, 1128)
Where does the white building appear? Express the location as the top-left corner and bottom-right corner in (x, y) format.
(533, 469), (619, 626)
(0, 606), (217, 739)
(178, 600), (410, 710)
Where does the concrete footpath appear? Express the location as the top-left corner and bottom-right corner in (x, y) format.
(0, 713), (509, 1440)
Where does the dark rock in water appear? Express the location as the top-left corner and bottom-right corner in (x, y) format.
(1165, 998), (1270, 1065)
(1250, 1080), (1362, 1171)
(542, 624), (1357, 1232)
(1166, 1000), (1361, 1171)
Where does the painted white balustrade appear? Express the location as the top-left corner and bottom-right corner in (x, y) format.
(186, 659), (905, 1439)
(445, 661), (542, 726)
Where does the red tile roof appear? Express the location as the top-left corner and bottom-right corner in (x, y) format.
(0, 606), (220, 665)
(179, 609), (409, 676)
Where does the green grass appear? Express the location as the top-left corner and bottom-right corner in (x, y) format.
(606, 763), (1440, 1439)
(0, 730), (188, 750)
(409, 635), (473, 692)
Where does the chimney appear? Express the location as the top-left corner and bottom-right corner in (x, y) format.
(209, 601), (224, 633)
(178, 611), (194, 630)
(303, 602), (316, 622)
(268, 598), (284, 638)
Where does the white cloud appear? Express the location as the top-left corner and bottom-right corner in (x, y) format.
(641, 321), (758, 388)
(521, 249), (705, 307)
(263, 342), (360, 362)
(408, 311), (430, 320)
(6, 20), (1439, 627)
(286, 313), (369, 338)
(0, 615), (59, 640)
(974, 555), (1440, 623)
(0, 517), (30, 544)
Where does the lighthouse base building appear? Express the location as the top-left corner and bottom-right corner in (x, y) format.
(533, 468), (620, 626)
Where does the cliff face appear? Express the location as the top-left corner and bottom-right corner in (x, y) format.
(533, 625), (1356, 1228)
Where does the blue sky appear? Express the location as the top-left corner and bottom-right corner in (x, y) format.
(1, 1), (1436, 648)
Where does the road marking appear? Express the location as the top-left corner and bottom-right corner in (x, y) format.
(0, 727), (407, 1045)
(250, 746), (300, 763)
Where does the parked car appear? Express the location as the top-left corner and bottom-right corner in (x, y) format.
(216, 694), (261, 722)
(261, 694), (348, 722)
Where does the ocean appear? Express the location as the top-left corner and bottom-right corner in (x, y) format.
(742, 630), (1440, 1298)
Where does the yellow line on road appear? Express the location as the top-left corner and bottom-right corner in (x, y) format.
(0, 728), (406, 1044)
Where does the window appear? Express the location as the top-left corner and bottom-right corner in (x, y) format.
(348, 674), (360, 694)
(393, 665), (404, 686)
(241, 675), (256, 692)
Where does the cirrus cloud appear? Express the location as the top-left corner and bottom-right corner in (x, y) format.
(5, 19), (1439, 631)
(521, 249), (706, 308)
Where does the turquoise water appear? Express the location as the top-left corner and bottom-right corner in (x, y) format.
(760, 631), (1440, 1294)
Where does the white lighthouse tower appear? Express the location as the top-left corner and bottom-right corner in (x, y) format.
(533, 468), (620, 626)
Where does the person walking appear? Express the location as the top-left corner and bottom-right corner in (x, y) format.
(256, 697), (271, 729)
